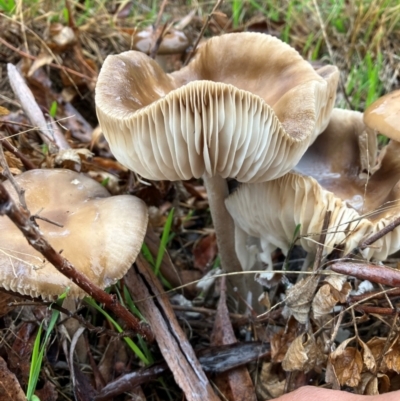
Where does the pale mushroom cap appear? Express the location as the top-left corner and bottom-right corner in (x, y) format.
(364, 90), (400, 141)
(133, 26), (190, 54)
(296, 108), (400, 219)
(96, 32), (339, 183)
(227, 109), (400, 262)
(0, 169), (148, 299)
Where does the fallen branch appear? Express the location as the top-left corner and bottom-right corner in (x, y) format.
(125, 254), (220, 401)
(0, 183), (154, 342)
(7, 63), (70, 151)
(330, 262), (400, 287)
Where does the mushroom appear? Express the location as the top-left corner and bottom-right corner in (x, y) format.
(95, 32), (339, 304)
(132, 26), (190, 71)
(132, 26), (190, 55)
(225, 108), (400, 267)
(0, 168), (148, 299)
(364, 89), (400, 140)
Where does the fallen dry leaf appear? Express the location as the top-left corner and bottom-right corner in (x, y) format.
(193, 233), (218, 271)
(271, 317), (299, 363)
(281, 333), (322, 373)
(312, 275), (351, 320)
(357, 372), (390, 395)
(0, 356), (26, 401)
(327, 337), (363, 387)
(256, 362), (285, 400)
(367, 336), (400, 374)
(359, 338), (376, 371)
(285, 276), (319, 324)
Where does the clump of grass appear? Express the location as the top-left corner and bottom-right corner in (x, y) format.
(26, 292), (67, 401)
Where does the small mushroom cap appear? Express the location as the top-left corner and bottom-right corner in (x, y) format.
(96, 32), (338, 183)
(364, 90), (400, 140)
(0, 169), (148, 299)
(226, 109), (400, 263)
(132, 26), (190, 54)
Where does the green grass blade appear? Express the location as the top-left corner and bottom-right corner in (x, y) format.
(155, 208), (174, 276)
(84, 297), (149, 365)
(26, 292), (67, 400)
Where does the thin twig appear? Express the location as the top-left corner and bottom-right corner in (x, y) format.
(359, 216), (400, 250)
(183, 0), (223, 66)
(313, 210), (331, 272)
(0, 183), (154, 342)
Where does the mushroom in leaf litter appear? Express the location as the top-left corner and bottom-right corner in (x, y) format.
(0, 169), (148, 299)
(95, 32), (339, 305)
(226, 108), (400, 268)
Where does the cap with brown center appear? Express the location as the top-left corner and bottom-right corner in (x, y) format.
(364, 89), (400, 140)
(0, 169), (148, 299)
(226, 109), (400, 266)
(95, 32), (339, 306)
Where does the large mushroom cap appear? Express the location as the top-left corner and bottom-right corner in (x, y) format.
(364, 89), (400, 141)
(0, 169), (148, 299)
(226, 109), (400, 262)
(96, 32), (339, 182)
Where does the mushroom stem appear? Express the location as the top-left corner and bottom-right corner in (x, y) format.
(202, 174), (260, 311)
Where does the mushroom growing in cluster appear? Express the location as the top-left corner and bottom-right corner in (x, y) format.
(0, 169), (148, 299)
(95, 32), (339, 304)
(225, 107), (400, 269)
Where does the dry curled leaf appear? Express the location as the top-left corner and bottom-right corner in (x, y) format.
(327, 337), (363, 388)
(285, 276), (319, 324)
(256, 362), (285, 400)
(281, 333), (322, 373)
(367, 336), (400, 374)
(359, 339), (376, 372)
(357, 372), (390, 395)
(270, 317), (299, 363)
(312, 275), (351, 320)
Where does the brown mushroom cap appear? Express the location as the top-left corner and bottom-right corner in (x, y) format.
(226, 109), (400, 261)
(96, 32), (339, 183)
(0, 169), (148, 299)
(364, 90), (400, 140)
